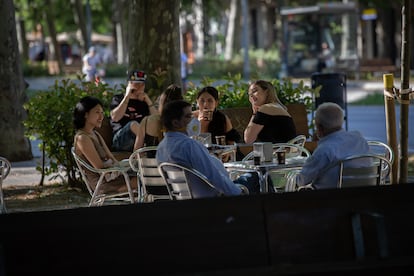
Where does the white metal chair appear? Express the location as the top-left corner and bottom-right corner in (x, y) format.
(129, 146), (169, 202)
(335, 153), (392, 188)
(0, 157), (11, 214)
(158, 162), (224, 200)
(367, 140), (394, 165)
(272, 143), (311, 159)
(208, 144), (237, 162)
(242, 143), (311, 161)
(309, 153), (391, 190)
(71, 148), (135, 206)
(289, 153), (392, 191)
(236, 143), (309, 193)
(288, 134), (307, 148)
(367, 141), (394, 185)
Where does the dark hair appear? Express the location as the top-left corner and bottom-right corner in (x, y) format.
(73, 96), (103, 130)
(163, 84), (183, 103)
(197, 86), (219, 100)
(161, 100), (191, 131)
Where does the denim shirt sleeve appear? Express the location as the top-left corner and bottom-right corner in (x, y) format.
(186, 142), (241, 195)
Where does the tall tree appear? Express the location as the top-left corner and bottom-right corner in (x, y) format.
(112, 0), (128, 64)
(0, 0), (32, 161)
(399, 0), (410, 183)
(71, 0), (88, 52)
(45, 0), (64, 74)
(128, 0), (181, 96)
(224, 0), (237, 61)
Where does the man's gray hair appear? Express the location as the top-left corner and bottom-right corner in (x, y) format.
(315, 102), (344, 130)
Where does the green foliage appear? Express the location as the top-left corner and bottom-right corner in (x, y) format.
(22, 61), (50, 77)
(185, 73), (250, 109)
(271, 78), (321, 114)
(185, 73), (320, 113)
(146, 68), (169, 100)
(14, 0), (115, 36)
(23, 76), (124, 187)
(189, 48), (281, 80)
(104, 64), (128, 78)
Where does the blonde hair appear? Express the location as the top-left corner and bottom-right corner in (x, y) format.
(249, 80), (287, 110)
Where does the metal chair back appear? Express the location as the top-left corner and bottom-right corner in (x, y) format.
(288, 134), (307, 148)
(0, 157), (11, 214)
(158, 162), (223, 200)
(242, 143), (311, 161)
(129, 146), (169, 202)
(337, 154), (391, 188)
(71, 148), (135, 206)
(367, 140), (394, 165)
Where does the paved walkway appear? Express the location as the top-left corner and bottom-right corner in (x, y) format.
(3, 77), (411, 188)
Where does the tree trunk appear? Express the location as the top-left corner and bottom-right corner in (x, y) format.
(399, 0), (411, 183)
(128, 0), (181, 98)
(16, 18), (29, 61)
(193, 0), (204, 59)
(113, 0), (128, 64)
(0, 0), (32, 161)
(72, 0), (88, 52)
(224, 0), (237, 61)
(45, 0), (64, 74)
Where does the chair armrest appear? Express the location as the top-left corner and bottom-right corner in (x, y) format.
(236, 184), (249, 195)
(297, 184), (315, 191)
(74, 154), (130, 174)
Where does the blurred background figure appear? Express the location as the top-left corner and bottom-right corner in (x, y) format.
(181, 52), (188, 93)
(82, 46), (101, 82)
(317, 42), (335, 72)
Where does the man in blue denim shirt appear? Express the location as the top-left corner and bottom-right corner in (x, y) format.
(297, 102), (369, 189)
(156, 100), (259, 197)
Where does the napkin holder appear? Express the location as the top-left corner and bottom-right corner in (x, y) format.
(253, 142), (273, 162)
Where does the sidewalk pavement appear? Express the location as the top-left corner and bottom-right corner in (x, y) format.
(2, 77), (390, 188)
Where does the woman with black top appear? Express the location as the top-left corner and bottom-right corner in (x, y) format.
(244, 80), (296, 144)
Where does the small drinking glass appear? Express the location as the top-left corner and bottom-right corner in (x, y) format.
(215, 135), (226, 145)
(277, 151), (286, 165)
(202, 110), (213, 121)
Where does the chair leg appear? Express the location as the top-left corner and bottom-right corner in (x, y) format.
(0, 168), (7, 214)
(121, 172), (135, 204)
(90, 175), (106, 206)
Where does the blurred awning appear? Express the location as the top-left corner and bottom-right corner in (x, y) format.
(27, 31), (113, 44)
(281, 2), (357, 16)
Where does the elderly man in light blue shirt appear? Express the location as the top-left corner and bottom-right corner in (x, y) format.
(156, 100), (258, 197)
(297, 102), (369, 189)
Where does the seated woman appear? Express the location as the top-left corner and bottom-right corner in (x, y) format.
(133, 84), (183, 151)
(73, 96), (137, 194)
(193, 86), (241, 145)
(244, 80), (296, 144)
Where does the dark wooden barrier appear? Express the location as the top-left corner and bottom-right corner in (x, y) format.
(0, 196), (268, 275)
(263, 185), (414, 274)
(1, 184), (414, 275)
(359, 58), (397, 74)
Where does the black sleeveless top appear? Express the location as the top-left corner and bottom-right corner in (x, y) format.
(252, 111), (296, 143)
(208, 110), (241, 143)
